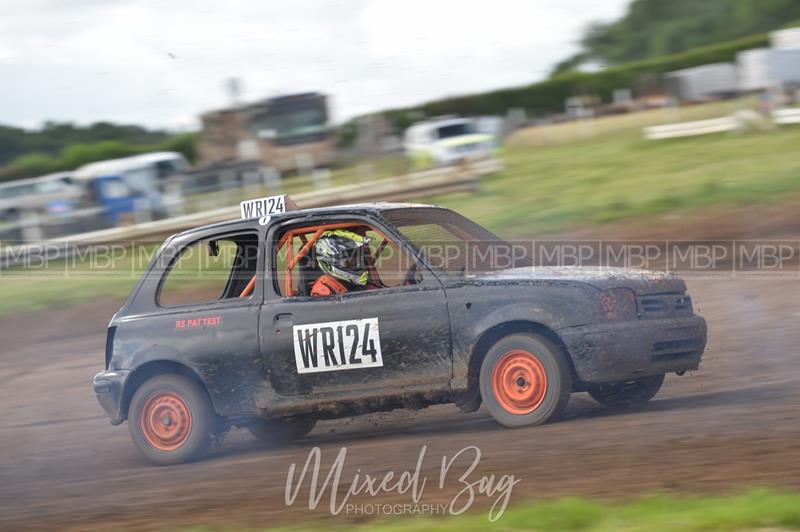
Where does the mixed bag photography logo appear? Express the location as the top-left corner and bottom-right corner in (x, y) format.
(284, 445), (519, 521)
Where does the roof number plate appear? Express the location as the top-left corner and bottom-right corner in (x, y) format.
(240, 194), (297, 219)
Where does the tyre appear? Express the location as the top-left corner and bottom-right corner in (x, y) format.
(247, 416), (317, 446)
(479, 333), (572, 428)
(128, 374), (214, 466)
(587, 374), (665, 407)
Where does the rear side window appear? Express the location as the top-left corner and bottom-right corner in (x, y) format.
(158, 232), (259, 307)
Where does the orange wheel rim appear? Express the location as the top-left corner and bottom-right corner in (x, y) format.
(492, 349), (548, 414)
(140, 392), (192, 452)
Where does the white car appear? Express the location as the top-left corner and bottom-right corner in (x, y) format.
(403, 117), (495, 168)
(0, 172), (81, 221)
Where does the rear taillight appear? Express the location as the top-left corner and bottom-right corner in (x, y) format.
(104, 326), (117, 369)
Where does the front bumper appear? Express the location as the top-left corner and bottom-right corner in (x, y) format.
(558, 315), (707, 383)
(93, 369), (130, 425)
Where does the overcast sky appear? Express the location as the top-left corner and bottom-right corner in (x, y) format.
(0, 0), (629, 131)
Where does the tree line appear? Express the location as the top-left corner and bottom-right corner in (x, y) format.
(553, 0), (800, 74)
(0, 122), (195, 182)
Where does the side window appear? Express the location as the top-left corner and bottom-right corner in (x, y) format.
(364, 228), (419, 288)
(155, 160), (176, 178)
(273, 223), (422, 298)
(159, 233), (259, 306)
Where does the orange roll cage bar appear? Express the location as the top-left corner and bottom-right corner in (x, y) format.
(239, 221), (392, 298)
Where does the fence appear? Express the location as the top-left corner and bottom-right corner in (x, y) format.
(0, 159), (497, 268)
(772, 107), (800, 124)
(0, 157), (498, 246)
(643, 116), (738, 140)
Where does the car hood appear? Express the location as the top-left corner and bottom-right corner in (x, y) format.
(463, 266), (686, 295)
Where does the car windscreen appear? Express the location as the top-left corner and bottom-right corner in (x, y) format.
(381, 207), (529, 274)
(436, 122), (475, 139)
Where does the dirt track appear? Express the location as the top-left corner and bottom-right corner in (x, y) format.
(2, 216), (800, 529)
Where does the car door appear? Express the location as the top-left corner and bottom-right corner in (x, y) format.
(259, 215), (452, 398)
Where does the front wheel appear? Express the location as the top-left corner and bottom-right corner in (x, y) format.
(128, 374), (214, 466)
(587, 374), (665, 407)
(479, 333), (572, 428)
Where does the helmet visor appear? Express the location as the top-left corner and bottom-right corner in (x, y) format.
(335, 239), (370, 273)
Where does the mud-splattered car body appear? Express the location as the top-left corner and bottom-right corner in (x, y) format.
(93, 202), (707, 463)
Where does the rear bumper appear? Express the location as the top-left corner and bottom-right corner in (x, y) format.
(93, 369), (130, 425)
(558, 315), (707, 383)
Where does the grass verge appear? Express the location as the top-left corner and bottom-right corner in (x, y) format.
(430, 103), (800, 236)
(203, 489), (800, 531)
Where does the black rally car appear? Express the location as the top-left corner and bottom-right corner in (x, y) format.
(94, 201), (707, 464)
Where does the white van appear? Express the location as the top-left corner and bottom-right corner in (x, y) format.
(403, 117), (495, 168)
(72, 152), (190, 220)
(73, 151), (190, 191)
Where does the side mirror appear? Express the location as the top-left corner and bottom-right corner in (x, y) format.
(208, 240), (220, 257)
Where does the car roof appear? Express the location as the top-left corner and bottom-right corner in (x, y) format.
(0, 171), (73, 189)
(173, 202), (441, 239)
(409, 117), (472, 131)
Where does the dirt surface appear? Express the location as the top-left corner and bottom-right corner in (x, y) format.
(2, 207), (800, 530)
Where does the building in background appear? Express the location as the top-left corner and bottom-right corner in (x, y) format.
(738, 29), (800, 95)
(664, 63), (739, 102)
(197, 92), (335, 173)
(738, 48), (774, 92)
(771, 28), (800, 50)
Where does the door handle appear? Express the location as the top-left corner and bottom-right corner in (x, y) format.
(274, 313), (294, 327)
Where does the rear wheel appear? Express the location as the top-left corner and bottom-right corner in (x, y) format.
(479, 333), (572, 428)
(587, 374), (665, 407)
(247, 417), (316, 446)
(128, 374), (214, 466)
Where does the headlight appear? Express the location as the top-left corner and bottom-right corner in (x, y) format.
(598, 288), (637, 321)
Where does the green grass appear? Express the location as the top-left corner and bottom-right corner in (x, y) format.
(429, 102), (800, 236)
(377, 490), (800, 531)
(0, 238), (241, 314)
(185, 489), (800, 531)
(0, 243), (153, 313)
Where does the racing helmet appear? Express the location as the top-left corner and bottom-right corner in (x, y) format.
(314, 229), (372, 286)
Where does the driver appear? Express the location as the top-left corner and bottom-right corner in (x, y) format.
(311, 230), (374, 296)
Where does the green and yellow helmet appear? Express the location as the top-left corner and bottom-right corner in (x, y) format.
(314, 229), (371, 286)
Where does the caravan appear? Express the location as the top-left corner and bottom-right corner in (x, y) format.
(72, 152), (189, 224)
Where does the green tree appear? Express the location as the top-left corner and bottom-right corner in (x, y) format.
(554, 0), (800, 73)
(161, 132), (198, 163)
(10, 152), (55, 174)
(58, 141), (138, 170)
(0, 121), (171, 167)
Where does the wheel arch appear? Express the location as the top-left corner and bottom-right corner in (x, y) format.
(121, 360), (212, 421)
(467, 320), (578, 399)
